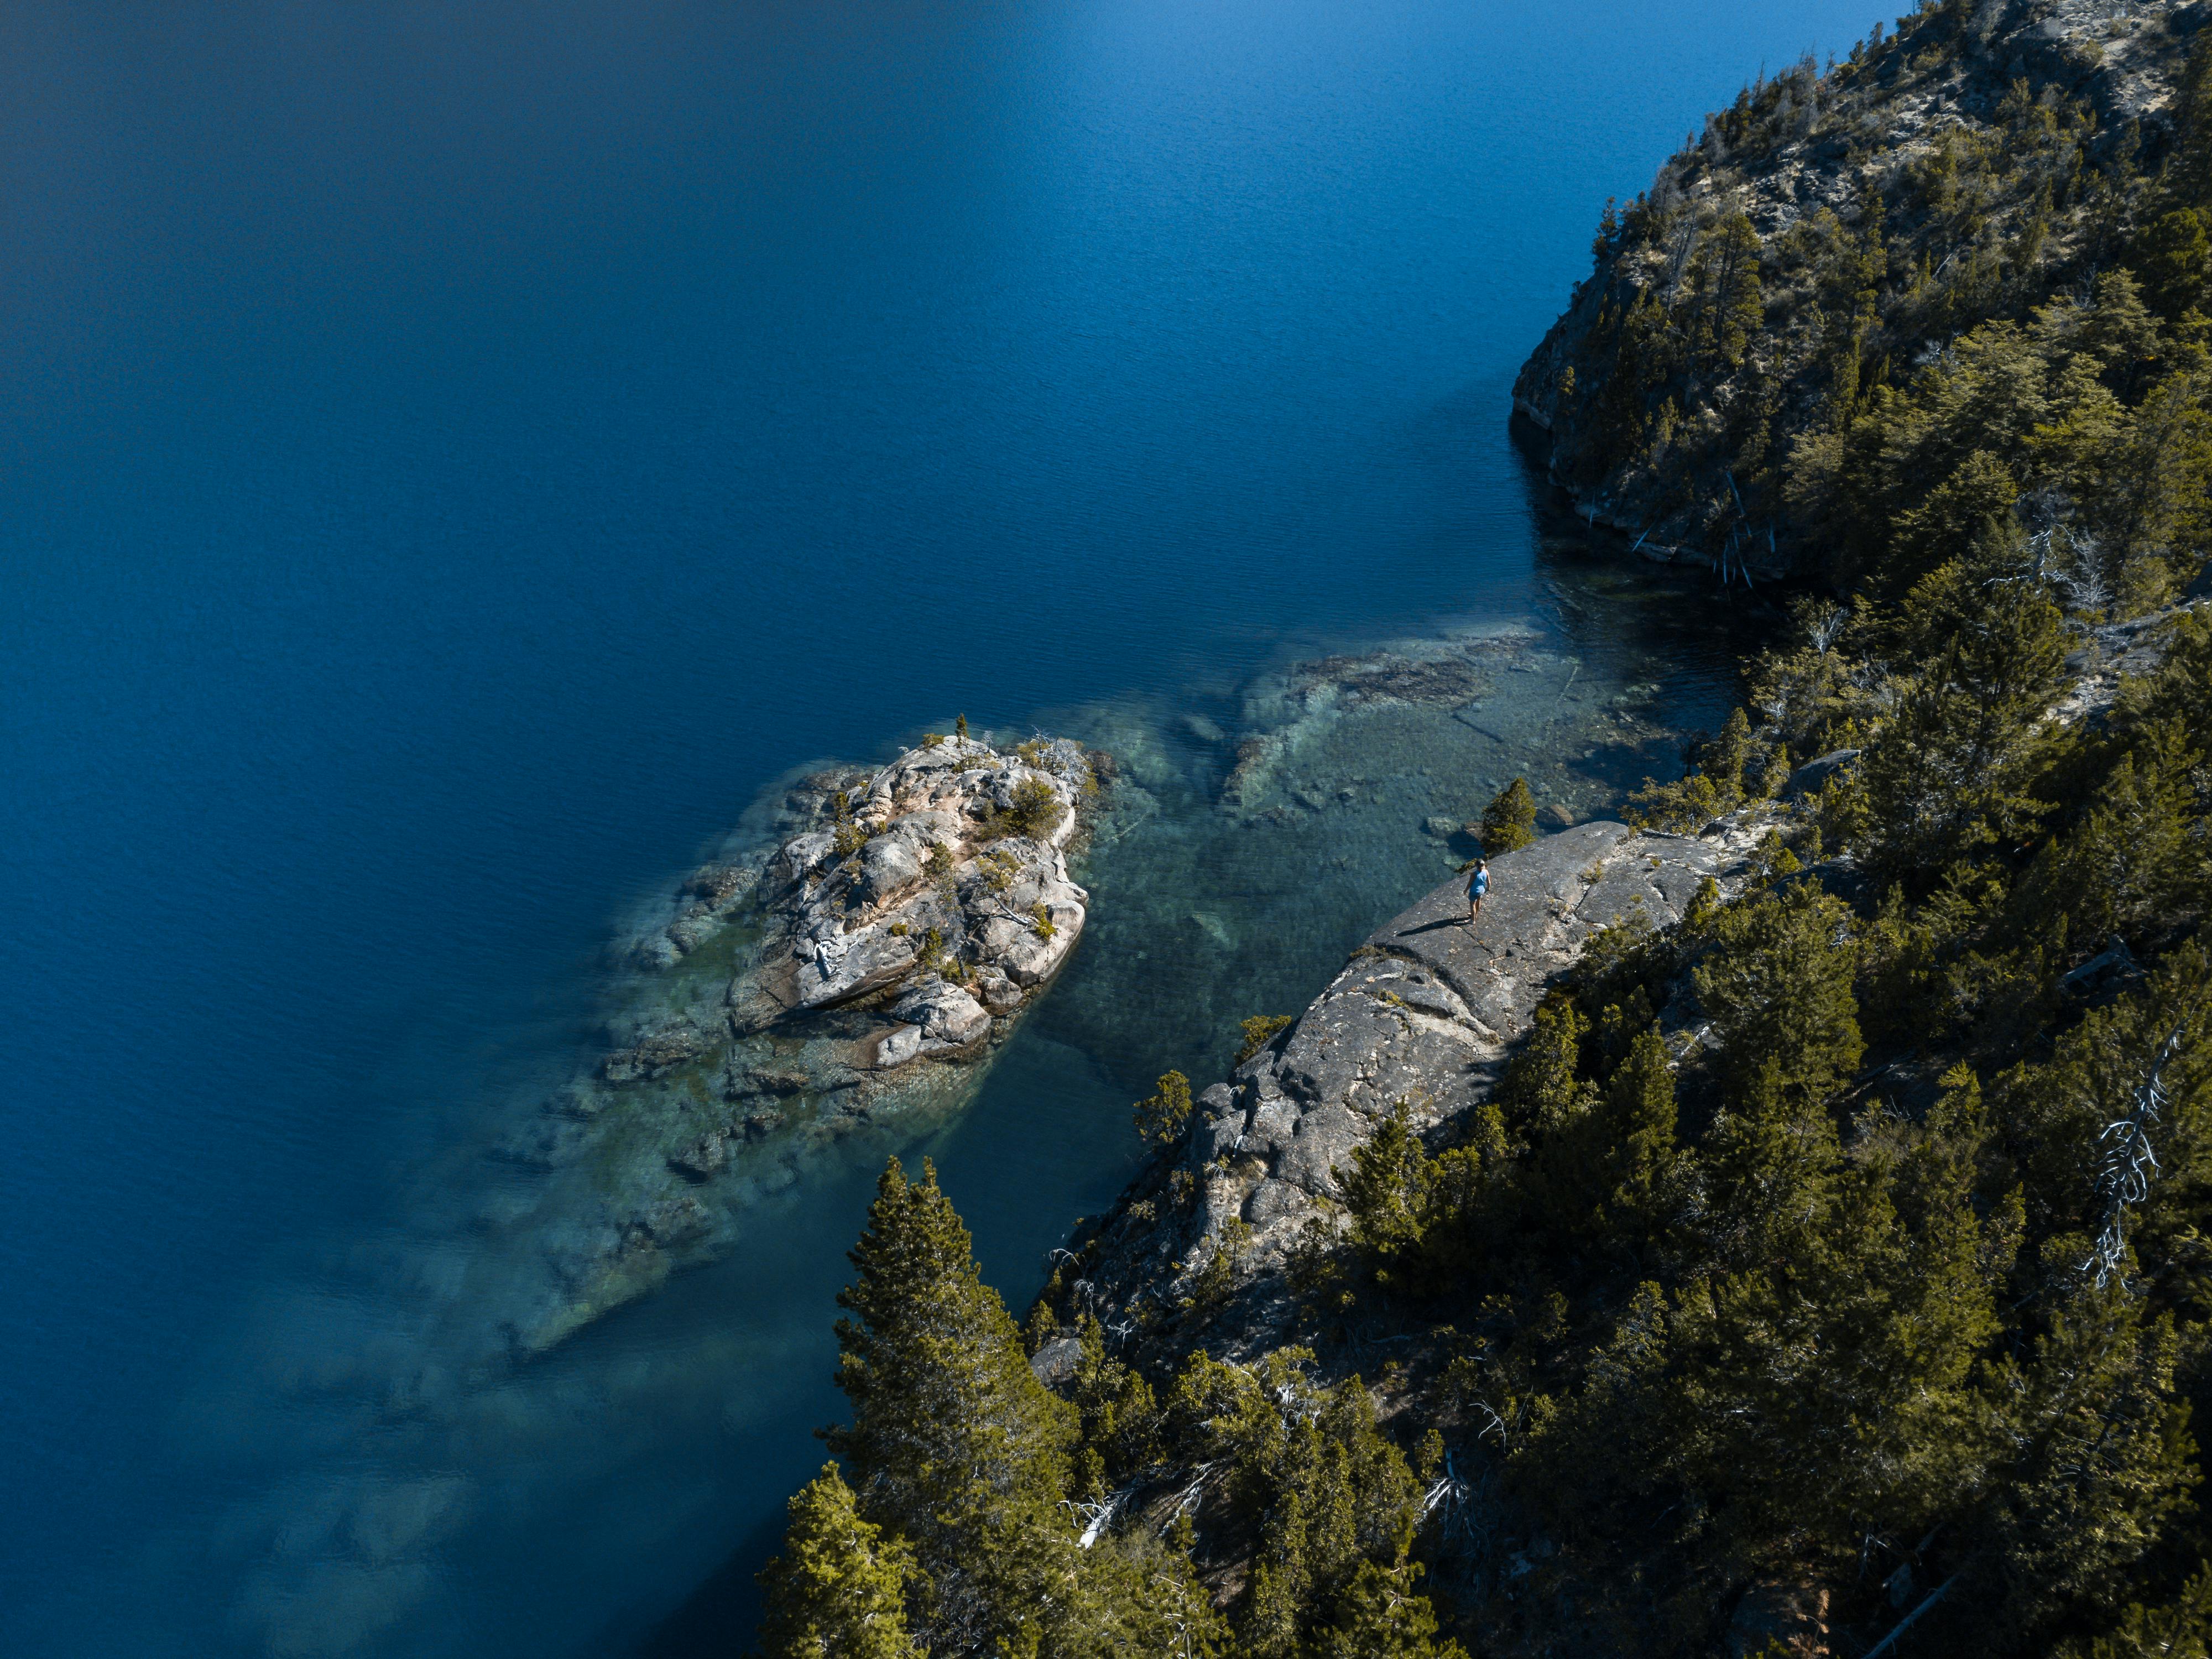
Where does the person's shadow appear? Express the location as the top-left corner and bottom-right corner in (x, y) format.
(1397, 917), (1468, 937)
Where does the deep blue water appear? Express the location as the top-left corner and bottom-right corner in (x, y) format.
(1, 1), (1885, 1652)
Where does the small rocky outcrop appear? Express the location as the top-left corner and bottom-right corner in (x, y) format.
(497, 734), (1099, 1353)
(727, 736), (1091, 1038)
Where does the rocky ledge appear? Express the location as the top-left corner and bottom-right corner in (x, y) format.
(495, 733), (1100, 1354)
(1060, 810), (1772, 1361)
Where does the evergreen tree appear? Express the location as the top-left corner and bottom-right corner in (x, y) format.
(2135, 208), (2211, 320)
(1684, 211), (1765, 378)
(1480, 777), (1537, 854)
(755, 1463), (922, 1659)
(1603, 1023), (1679, 1239)
(1068, 1312), (1161, 1496)
(1237, 1014), (1295, 1064)
(1976, 1282), (2197, 1640)
(2079, 1564), (2212, 1659)
(828, 1157), (1079, 1652)
(1498, 996), (1588, 1126)
(1692, 879), (1863, 1105)
(1340, 1100), (1437, 1288)
(1309, 1552), (1469, 1659)
(1860, 544), (2068, 877)
(2028, 720), (2204, 949)
(1134, 1070), (1196, 1147)
(1165, 1352), (1420, 1659)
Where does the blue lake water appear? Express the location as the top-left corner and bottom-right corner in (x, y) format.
(0, 1), (1884, 1652)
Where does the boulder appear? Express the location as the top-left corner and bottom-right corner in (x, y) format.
(853, 829), (927, 906)
(603, 1025), (707, 1083)
(778, 829), (835, 888)
(1272, 1103), (1367, 1196)
(873, 1024), (925, 1070)
(1245, 1180), (1314, 1229)
(973, 968), (1023, 1016)
(891, 980), (991, 1050)
(1000, 896), (1086, 986)
(793, 925), (919, 1008)
(1190, 1082), (1247, 1165)
(669, 1128), (733, 1180)
(1030, 1335), (1083, 1387)
(1783, 748), (1860, 801)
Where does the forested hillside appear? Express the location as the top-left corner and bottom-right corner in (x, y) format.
(1515, 0), (2212, 592)
(752, 5), (2212, 1655)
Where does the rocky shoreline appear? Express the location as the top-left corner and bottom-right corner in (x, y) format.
(407, 576), (1750, 1368)
(1050, 805), (1782, 1368)
(1047, 604), (2209, 1365)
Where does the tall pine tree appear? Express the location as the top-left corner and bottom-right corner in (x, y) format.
(828, 1157), (1079, 1653)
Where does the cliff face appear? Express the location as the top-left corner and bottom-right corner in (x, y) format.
(1514, 0), (2210, 575)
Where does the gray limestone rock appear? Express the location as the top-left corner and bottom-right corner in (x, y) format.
(669, 1128), (733, 1180)
(1784, 748), (1860, 801)
(603, 1025), (708, 1083)
(1245, 1180), (1315, 1229)
(891, 980), (991, 1050)
(873, 1024), (925, 1070)
(1273, 1103), (1366, 1196)
(1030, 1335), (1083, 1387)
(1074, 811), (1756, 1363)
(974, 968), (1024, 1016)
(793, 926), (920, 1009)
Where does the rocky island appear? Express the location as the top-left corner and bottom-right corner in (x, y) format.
(484, 732), (1101, 1353)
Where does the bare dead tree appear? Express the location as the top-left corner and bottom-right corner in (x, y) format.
(2086, 1022), (2189, 1288)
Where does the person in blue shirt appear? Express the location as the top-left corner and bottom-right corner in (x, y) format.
(1467, 857), (1490, 926)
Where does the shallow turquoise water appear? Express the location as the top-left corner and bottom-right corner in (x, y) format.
(0, 1), (1885, 1652)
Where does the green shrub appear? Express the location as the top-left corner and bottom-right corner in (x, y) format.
(1134, 1070), (1194, 1147)
(1236, 1014), (1295, 1064)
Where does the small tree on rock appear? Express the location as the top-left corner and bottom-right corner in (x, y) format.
(1480, 778), (1537, 855)
(1134, 1070), (1194, 1147)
